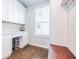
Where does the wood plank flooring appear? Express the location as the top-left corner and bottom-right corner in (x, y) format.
(48, 44), (76, 59)
(8, 44), (76, 59)
(8, 45), (48, 59)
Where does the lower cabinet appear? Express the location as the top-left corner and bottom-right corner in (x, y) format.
(2, 34), (12, 59)
(19, 33), (29, 48)
(2, 32), (29, 58)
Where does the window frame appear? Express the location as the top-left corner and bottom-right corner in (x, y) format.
(34, 5), (50, 36)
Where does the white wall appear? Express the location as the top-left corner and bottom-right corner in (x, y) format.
(67, 7), (76, 55)
(2, 23), (21, 34)
(50, 0), (67, 46)
(30, 37), (49, 49)
(2, 22), (30, 35)
(50, 0), (76, 55)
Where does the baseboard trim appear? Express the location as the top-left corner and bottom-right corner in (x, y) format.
(3, 54), (11, 59)
(67, 47), (76, 57)
(22, 44), (30, 50)
(50, 44), (67, 48)
(29, 43), (49, 49)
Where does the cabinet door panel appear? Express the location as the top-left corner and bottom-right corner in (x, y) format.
(7, 0), (14, 22)
(19, 33), (29, 48)
(13, 0), (19, 23)
(16, 1), (26, 24)
(2, 35), (12, 58)
(22, 34), (29, 46)
(2, 0), (8, 21)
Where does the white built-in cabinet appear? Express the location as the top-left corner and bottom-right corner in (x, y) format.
(2, 34), (12, 59)
(2, 0), (26, 24)
(2, 32), (29, 58)
(15, 1), (26, 24)
(19, 33), (29, 48)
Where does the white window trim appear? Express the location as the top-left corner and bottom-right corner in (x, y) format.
(32, 33), (49, 39)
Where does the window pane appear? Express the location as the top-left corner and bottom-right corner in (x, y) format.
(41, 7), (50, 22)
(41, 22), (49, 35)
(35, 8), (42, 22)
(35, 6), (49, 22)
(35, 22), (42, 34)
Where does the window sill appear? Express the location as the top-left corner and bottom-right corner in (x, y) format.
(32, 34), (49, 39)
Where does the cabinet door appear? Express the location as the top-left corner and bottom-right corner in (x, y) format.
(16, 1), (26, 24)
(7, 0), (15, 22)
(19, 5), (26, 24)
(19, 33), (29, 48)
(2, 34), (12, 58)
(13, 0), (20, 23)
(2, 0), (8, 21)
(2, 0), (16, 22)
(23, 34), (29, 46)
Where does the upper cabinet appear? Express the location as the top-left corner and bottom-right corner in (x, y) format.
(2, 0), (8, 21)
(2, 0), (26, 24)
(16, 0), (26, 24)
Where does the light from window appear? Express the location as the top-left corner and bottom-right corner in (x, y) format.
(35, 6), (50, 35)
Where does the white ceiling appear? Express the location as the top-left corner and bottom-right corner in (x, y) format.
(18, 0), (49, 7)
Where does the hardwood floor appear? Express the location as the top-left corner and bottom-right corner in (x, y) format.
(48, 44), (76, 59)
(8, 45), (48, 59)
(8, 44), (76, 59)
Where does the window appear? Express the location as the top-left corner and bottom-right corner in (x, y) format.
(35, 6), (50, 35)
